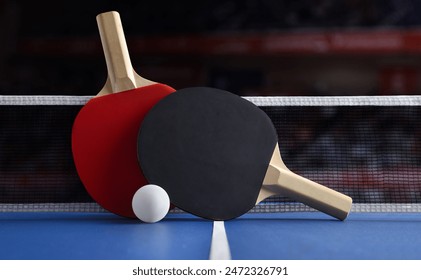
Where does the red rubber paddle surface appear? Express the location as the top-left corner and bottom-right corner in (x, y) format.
(72, 83), (175, 218)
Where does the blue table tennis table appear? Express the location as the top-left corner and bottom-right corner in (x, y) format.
(1, 211), (420, 260)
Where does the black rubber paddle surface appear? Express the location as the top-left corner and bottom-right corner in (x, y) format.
(137, 87), (277, 220)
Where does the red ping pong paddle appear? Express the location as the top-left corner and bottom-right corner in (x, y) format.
(137, 87), (352, 221)
(72, 11), (175, 218)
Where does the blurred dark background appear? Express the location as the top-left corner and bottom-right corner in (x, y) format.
(2, 0), (421, 96)
(1, 0), (420, 205)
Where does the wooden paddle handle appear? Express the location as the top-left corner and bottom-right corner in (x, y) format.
(263, 165), (353, 220)
(97, 11), (146, 94)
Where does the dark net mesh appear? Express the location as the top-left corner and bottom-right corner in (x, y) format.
(0, 100), (420, 211)
(0, 105), (92, 203)
(261, 106), (421, 205)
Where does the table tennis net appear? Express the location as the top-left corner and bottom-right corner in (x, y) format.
(1, 95), (420, 213)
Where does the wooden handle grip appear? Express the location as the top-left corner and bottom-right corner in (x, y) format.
(264, 164), (353, 220)
(96, 11), (136, 93)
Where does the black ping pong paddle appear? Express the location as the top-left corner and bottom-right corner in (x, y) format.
(137, 87), (352, 221)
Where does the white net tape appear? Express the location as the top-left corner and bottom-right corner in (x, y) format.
(1, 95), (421, 106)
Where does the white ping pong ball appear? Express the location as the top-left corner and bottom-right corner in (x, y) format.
(132, 184), (170, 223)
